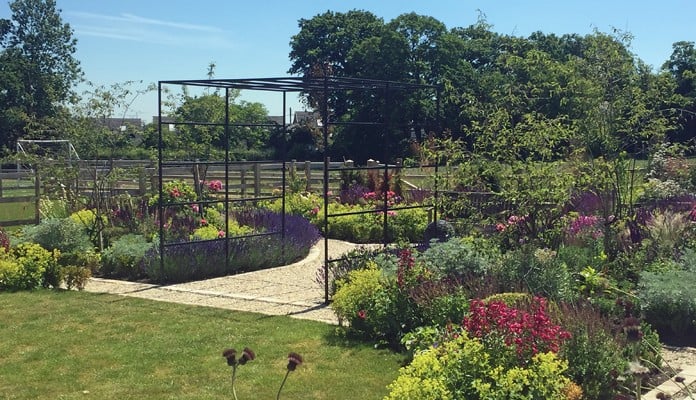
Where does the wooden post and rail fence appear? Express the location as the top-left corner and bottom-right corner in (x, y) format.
(0, 159), (439, 226)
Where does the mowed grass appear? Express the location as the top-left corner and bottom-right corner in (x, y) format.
(0, 201), (35, 224)
(0, 290), (404, 400)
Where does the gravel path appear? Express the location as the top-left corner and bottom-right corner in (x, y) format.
(83, 239), (371, 324)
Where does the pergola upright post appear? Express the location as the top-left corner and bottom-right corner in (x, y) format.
(322, 76), (330, 304)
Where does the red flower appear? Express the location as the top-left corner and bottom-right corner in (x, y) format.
(357, 310), (367, 319)
(462, 297), (571, 362)
(200, 218), (208, 226)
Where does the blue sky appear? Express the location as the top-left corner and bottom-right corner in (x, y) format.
(2, 0), (694, 121)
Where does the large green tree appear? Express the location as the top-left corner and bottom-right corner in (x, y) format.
(167, 90), (270, 160)
(663, 41), (696, 143)
(288, 10), (688, 162)
(0, 0), (81, 152)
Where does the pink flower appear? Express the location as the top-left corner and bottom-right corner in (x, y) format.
(217, 230), (225, 238)
(200, 218), (208, 226)
(208, 180), (223, 192)
(387, 210), (397, 217)
(310, 207), (320, 215)
(496, 223), (506, 232)
(191, 204), (200, 213)
(169, 188), (181, 198)
(357, 310), (367, 320)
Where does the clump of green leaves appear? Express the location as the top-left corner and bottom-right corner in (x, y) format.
(19, 218), (92, 266)
(0, 243), (60, 291)
(100, 234), (153, 279)
(639, 268), (696, 340)
(385, 331), (574, 400)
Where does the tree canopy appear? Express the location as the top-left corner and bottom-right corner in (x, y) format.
(0, 0), (81, 153)
(289, 10), (695, 162)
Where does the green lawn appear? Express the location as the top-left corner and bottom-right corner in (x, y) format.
(0, 290), (404, 400)
(0, 201), (35, 225)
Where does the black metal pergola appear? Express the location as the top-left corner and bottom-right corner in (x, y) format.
(157, 76), (441, 302)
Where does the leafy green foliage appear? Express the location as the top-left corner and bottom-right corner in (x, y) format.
(639, 269), (696, 339)
(100, 234), (153, 279)
(420, 237), (492, 278)
(19, 218), (92, 266)
(497, 246), (575, 302)
(0, 243), (59, 291)
(558, 304), (628, 400)
(331, 263), (384, 329)
(386, 332), (573, 400)
(62, 265), (91, 290)
(0, 0), (81, 151)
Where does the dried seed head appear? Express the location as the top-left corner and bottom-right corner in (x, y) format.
(287, 352), (303, 371)
(222, 348), (237, 366)
(239, 347), (255, 365)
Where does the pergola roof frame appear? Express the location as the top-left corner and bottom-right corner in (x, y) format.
(159, 75), (439, 93)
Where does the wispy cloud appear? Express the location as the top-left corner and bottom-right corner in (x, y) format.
(66, 11), (234, 48)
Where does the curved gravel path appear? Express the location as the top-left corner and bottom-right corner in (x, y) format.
(82, 239), (368, 324)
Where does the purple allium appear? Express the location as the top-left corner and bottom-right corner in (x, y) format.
(286, 352), (303, 371)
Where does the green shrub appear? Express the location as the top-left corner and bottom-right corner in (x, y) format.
(384, 346), (453, 400)
(559, 306), (627, 400)
(0, 255), (23, 291)
(638, 269), (696, 339)
(332, 260), (417, 346)
(387, 207), (429, 242)
(325, 205), (383, 243)
(69, 209), (106, 231)
(20, 218), (92, 266)
(62, 265), (92, 290)
(0, 243), (60, 291)
(420, 237), (492, 278)
(497, 246), (575, 302)
(331, 263), (385, 329)
(401, 325), (448, 355)
(38, 197), (70, 219)
(413, 286), (469, 327)
(192, 225), (223, 240)
(101, 234), (153, 279)
(386, 332), (573, 400)
(202, 206), (225, 229)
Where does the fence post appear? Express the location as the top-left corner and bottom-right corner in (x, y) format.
(289, 159), (297, 192)
(138, 168), (147, 196)
(253, 163), (261, 197)
(192, 160), (202, 199)
(0, 172), (3, 198)
(34, 167), (41, 224)
(304, 161), (312, 192)
(240, 163), (247, 197)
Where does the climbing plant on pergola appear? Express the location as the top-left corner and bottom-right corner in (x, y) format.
(157, 76), (441, 301)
